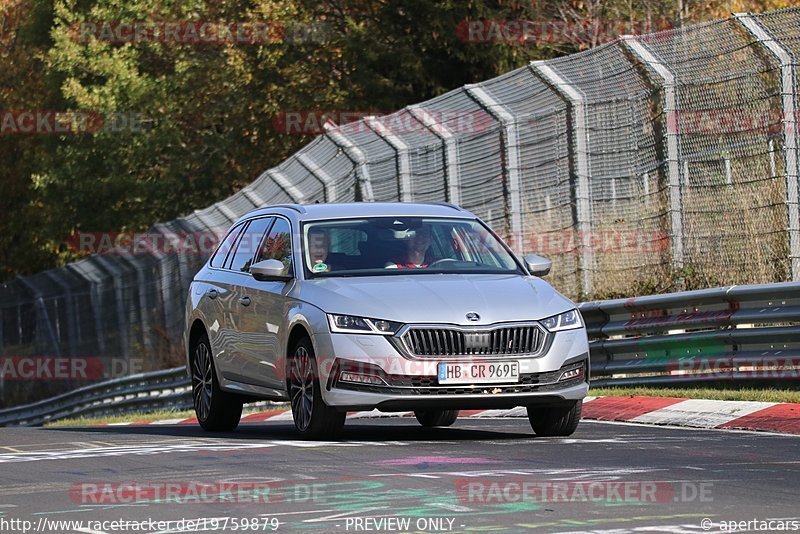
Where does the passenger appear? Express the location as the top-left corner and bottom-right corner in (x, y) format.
(308, 228), (332, 272)
(386, 225), (432, 269)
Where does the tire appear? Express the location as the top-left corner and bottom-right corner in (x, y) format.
(527, 400), (582, 437)
(191, 334), (243, 432)
(288, 336), (346, 439)
(414, 409), (459, 427)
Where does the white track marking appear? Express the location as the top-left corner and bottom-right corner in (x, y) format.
(260, 509), (335, 517)
(151, 419), (186, 425)
(348, 410), (411, 419)
(630, 399), (776, 428)
(471, 407), (526, 417)
(302, 507), (390, 523)
(0, 438), (407, 464)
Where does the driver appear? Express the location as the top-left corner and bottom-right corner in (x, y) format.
(386, 225), (432, 269)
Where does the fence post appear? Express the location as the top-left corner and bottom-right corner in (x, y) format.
(92, 257), (131, 362)
(735, 13), (800, 281)
(44, 271), (78, 356)
(407, 105), (461, 205)
(214, 202), (240, 223)
(66, 263), (107, 355)
(530, 62), (594, 295)
(365, 116), (412, 202)
(619, 36), (686, 271)
(297, 153), (337, 202)
(147, 244), (183, 360)
(114, 255), (154, 359)
(265, 169), (305, 203)
(324, 121), (375, 202)
(239, 183), (268, 208)
(16, 277), (61, 356)
(464, 85), (523, 248)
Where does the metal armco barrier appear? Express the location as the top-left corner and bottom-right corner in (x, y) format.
(580, 282), (800, 387)
(2, 281), (799, 426)
(0, 368), (191, 427)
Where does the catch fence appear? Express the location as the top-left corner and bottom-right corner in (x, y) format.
(2, 8), (800, 404)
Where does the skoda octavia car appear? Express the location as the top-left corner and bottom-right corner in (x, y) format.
(185, 202), (589, 438)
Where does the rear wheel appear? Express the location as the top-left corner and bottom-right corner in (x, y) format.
(191, 334), (242, 432)
(288, 336), (346, 439)
(414, 409), (459, 427)
(527, 400), (582, 437)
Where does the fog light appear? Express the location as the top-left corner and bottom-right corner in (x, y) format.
(339, 372), (386, 386)
(558, 367), (584, 382)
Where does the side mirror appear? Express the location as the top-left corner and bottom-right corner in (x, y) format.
(523, 254), (552, 277)
(250, 259), (292, 282)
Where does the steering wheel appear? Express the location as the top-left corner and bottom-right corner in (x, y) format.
(428, 258), (459, 268)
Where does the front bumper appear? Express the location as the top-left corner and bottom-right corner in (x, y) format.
(311, 326), (590, 412)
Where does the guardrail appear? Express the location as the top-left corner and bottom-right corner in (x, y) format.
(580, 282), (800, 387)
(3, 281), (799, 426)
(0, 368), (191, 427)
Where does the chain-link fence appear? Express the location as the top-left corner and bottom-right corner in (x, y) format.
(2, 8), (800, 405)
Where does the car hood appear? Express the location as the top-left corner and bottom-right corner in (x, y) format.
(292, 274), (574, 325)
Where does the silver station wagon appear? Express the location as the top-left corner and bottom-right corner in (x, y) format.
(185, 202), (589, 438)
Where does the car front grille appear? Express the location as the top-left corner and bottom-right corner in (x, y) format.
(401, 324), (545, 358)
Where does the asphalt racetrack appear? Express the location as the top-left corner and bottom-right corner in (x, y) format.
(0, 417), (798, 533)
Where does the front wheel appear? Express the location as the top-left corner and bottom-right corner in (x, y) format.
(527, 400), (582, 437)
(191, 334), (242, 432)
(414, 409), (459, 427)
(288, 337), (346, 439)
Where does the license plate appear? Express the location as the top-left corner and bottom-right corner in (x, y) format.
(437, 361), (520, 385)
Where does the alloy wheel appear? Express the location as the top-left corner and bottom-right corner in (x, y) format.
(192, 342), (213, 422)
(290, 345), (314, 431)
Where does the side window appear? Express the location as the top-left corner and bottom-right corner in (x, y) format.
(227, 217), (274, 273)
(209, 223), (243, 268)
(256, 218), (293, 273)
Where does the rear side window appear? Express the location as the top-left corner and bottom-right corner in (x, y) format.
(227, 217), (274, 273)
(209, 223), (243, 268)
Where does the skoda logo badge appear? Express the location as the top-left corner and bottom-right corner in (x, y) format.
(466, 312), (480, 322)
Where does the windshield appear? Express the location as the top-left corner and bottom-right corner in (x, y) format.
(301, 217), (522, 278)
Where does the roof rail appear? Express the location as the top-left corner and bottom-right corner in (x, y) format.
(264, 203), (307, 214)
(424, 201), (466, 212)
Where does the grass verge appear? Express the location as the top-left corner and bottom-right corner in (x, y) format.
(46, 404), (289, 427)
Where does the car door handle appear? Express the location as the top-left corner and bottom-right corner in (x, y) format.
(205, 289), (218, 299)
(239, 296), (251, 307)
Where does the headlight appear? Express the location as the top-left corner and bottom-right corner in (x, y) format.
(327, 314), (403, 335)
(541, 309), (582, 332)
